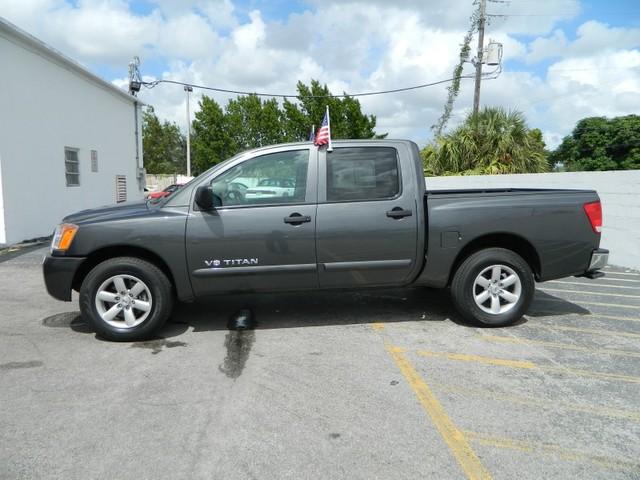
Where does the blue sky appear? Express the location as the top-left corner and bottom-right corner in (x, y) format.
(1, 0), (639, 147)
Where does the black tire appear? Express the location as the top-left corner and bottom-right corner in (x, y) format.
(80, 257), (174, 341)
(451, 248), (534, 327)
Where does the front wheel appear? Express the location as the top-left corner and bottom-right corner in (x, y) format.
(80, 257), (174, 341)
(451, 248), (534, 327)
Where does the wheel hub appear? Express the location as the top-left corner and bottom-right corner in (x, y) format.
(472, 264), (522, 315)
(94, 275), (152, 329)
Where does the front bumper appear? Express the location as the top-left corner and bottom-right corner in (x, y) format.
(42, 255), (85, 301)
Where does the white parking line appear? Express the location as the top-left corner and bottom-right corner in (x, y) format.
(602, 271), (640, 278)
(536, 297), (640, 310)
(547, 280), (640, 290)
(595, 277), (640, 284)
(526, 323), (640, 340)
(538, 287), (640, 299)
(526, 312), (640, 324)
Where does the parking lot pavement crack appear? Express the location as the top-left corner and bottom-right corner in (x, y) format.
(0, 360), (44, 370)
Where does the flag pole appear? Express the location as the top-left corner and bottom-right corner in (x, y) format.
(326, 105), (333, 152)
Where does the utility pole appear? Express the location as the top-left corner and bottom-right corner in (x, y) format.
(184, 85), (193, 177)
(473, 0), (487, 115)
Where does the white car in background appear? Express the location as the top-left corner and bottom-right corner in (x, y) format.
(245, 178), (296, 200)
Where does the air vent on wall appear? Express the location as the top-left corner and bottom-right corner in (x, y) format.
(116, 175), (127, 203)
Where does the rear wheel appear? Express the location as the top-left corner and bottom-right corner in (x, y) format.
(451, 248), (534, 327)
(80, 257), (174, 341)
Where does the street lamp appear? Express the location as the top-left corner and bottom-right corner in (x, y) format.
(184, 85), (193, 177)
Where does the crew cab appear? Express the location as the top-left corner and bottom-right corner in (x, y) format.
(43, 140), (608, 341)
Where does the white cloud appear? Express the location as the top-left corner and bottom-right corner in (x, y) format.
(527, 20), (640, 63)
(2, 0), (639, 151)
(158, 12), (222, 59)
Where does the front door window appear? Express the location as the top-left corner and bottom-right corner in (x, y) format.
(210, 150), (309, 207)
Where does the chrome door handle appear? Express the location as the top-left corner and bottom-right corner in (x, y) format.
(386, 208), (412, 219)
(284, 213), (311, 225)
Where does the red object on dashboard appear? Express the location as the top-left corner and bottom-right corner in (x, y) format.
(147, 184), (183, 199)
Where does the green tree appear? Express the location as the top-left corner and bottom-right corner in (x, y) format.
(293, 80), (385, 140)
(281, 98), (309, 142)
(191, 96), (235, 175)
(422, 107), (548, 175)
(225, 95), (285, 149)
(189, 79), (386, 172)
(551, 115), (640, 171)
(141, 107), (185, 174)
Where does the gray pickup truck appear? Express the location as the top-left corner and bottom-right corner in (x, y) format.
(43, 140), (608, 341)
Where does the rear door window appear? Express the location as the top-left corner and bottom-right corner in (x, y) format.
(326, 147), (400, 202)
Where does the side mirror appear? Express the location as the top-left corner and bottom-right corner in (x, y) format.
(195, 186), (222, 210)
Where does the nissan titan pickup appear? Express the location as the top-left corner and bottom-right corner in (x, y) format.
(43, 140), (609, 341)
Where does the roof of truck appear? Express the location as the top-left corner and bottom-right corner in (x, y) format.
(243, 138), (418, 154)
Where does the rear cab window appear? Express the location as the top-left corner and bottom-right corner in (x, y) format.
(326, 147), (400, 202)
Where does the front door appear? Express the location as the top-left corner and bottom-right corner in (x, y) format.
(186, 148), (318, 297)
(316, 146), (419, 288)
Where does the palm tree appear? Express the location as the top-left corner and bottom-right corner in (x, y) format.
(422, 107), (548, 175)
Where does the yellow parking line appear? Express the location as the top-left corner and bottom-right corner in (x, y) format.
(370, 322), (385, 331)
(419, 350), (536, 369)
(464, 431), (640, 472)
(527, 323), (640, 340)
(387, 346), (492, 480)
(481, 334), (640, 359)
(539, 287), (640, 299)
(417, 350), (640, 384)
(547, 280), (640, 290)
(537, 296), (640, 310)
(430, 382), (640, 422)
(542, 365), (640, 383)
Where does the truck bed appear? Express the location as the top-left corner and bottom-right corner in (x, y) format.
(416, 187), (602, 287)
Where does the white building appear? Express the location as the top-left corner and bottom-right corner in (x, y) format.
(0, 17), (144, 245)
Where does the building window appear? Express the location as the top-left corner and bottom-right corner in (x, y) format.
(116, 175), (127, 203)
(65, 148), (80, 186)
(91, 150), (98, 172)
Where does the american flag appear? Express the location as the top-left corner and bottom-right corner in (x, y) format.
(314, 106), (332, 150)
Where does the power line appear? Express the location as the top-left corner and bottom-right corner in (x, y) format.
(488, 12), (640, 16)
(140, 73), (500, 99)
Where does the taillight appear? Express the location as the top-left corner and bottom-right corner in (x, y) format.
(583, 201), (602, 233)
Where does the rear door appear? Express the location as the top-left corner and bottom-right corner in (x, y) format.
(316, 145), (419, 288)
(185, 147), (318, 296)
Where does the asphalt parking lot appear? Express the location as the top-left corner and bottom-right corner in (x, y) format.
(1, 247), (639, 479)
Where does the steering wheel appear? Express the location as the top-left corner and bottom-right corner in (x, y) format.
(224, 190), (244, 203)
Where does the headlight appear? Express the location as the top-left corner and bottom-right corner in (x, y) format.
(51, 223), (79, 252)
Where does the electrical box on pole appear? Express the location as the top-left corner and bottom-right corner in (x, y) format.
(485, 41), (503, 66)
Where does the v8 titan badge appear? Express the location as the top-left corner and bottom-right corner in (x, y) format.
(204, 258), (259, 267)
